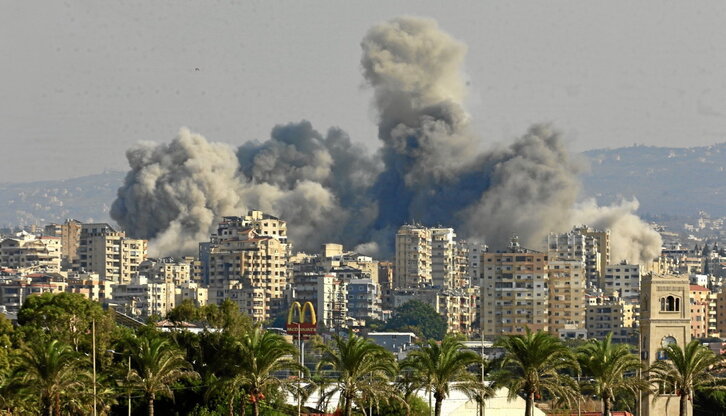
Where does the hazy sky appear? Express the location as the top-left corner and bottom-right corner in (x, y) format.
(3, 1), (726, 183)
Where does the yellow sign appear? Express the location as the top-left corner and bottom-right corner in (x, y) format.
(287, 301), (317, 325)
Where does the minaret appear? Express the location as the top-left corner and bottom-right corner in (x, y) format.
(640, 273), (692, 416)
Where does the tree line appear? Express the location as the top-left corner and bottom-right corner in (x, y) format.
(0, 293), (723, 416)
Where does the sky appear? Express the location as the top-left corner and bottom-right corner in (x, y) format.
(3, 1), (726, 183)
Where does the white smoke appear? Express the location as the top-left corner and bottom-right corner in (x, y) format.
(573, 199), (663, 265)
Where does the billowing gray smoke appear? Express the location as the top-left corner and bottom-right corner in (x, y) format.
(111, 16), (662, 263)
(110, 128), (244, 255)
(111, 122), (379, 256)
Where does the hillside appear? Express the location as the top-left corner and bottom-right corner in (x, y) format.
(0, 171), (123, 228)
(581, 143), (726, 217)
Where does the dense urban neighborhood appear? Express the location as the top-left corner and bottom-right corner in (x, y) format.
(0, 209), (725, 415)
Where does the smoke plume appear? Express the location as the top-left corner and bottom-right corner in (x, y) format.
(110, 128), (244, 256)
(110, 16), (662, 263)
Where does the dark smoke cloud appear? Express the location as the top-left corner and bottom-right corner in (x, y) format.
(111, 16), (661, 263)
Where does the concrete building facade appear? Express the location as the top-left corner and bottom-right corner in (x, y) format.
(77, 223), (147, 283)
(548, 260), (586, 336)
(395, 224), (432, 288)
(207, 227), (288, 322)
(603, 262), (641, 299)
(0, 233), (61, 273)
(481, 239), (549, 337)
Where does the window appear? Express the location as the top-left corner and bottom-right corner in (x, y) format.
(660, 296), (680, 312)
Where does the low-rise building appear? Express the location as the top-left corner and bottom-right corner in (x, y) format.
(0, 273), (67, 312)
(367, 332), (417, 359)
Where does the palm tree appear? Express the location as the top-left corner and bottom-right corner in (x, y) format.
(205, 373), (249, 416)
(315, 334), (398, 416)
(648, 339), (724, 416)
(494, 328), (580, 416)
(13, 339), (91, 416)
(577, 332), (645, 416)
(127, 334), (198, 416)
(235, 327), (303, 416)
(402, 334), (489, 416)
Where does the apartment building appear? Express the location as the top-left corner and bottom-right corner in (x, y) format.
(77, 223), (147, 283)
(0, 273), (67, 312)
(323, 250), (379, 286)
(44, 219), (81, 267)
(110, 275), (174, 317)
(716, 289), (726, 336)
(347, 277), (382, 322)
(207, 227), (288, 321)
(175, 281), (208, 307)
(395, 224), (432, 288)
(576, 226), (611, 282)
(65, 272), (113, 302)
(603, 262), (641, 299)
(460, 240), (487, 287)
(0, 233), (62, 273)
(585, 293), (638, 343)
(201, 210), (290, 282)
(317, 273), (348, 330)
(139, 258), (192, 285)
(690, 284), (717, 339)
(378, 261), (394, 291)
(431, 228), (460, 290)
(548, 260), (586, 337)
(481, 238), (549, 337)
(547, 228), (605, 289)
(214, 210), (289, 247)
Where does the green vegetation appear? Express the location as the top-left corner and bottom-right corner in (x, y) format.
(649, 339), (725, 416)
(126, 334), (199, 416)
(315, 334), (398, 416)
(402, 334), (488, 416)
(0, 293), (723, 416)
(576, 333), (645, 416)
(493, 328), (580, 416)
(381, 300), (447, 340)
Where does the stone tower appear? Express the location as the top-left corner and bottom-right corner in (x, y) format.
(640, 273), (692, 416)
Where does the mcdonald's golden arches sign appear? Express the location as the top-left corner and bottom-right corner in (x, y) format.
(285, 301), (317, 339)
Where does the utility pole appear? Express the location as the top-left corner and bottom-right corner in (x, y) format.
(480, 332), (485, 416)
(128, 355), (132, 416)
(92, 319), (97, 416)
(298, 324), (301, 416)
(638, 328), (642, 416)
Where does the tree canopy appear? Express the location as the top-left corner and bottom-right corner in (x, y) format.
(382, 300), (447, 340)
